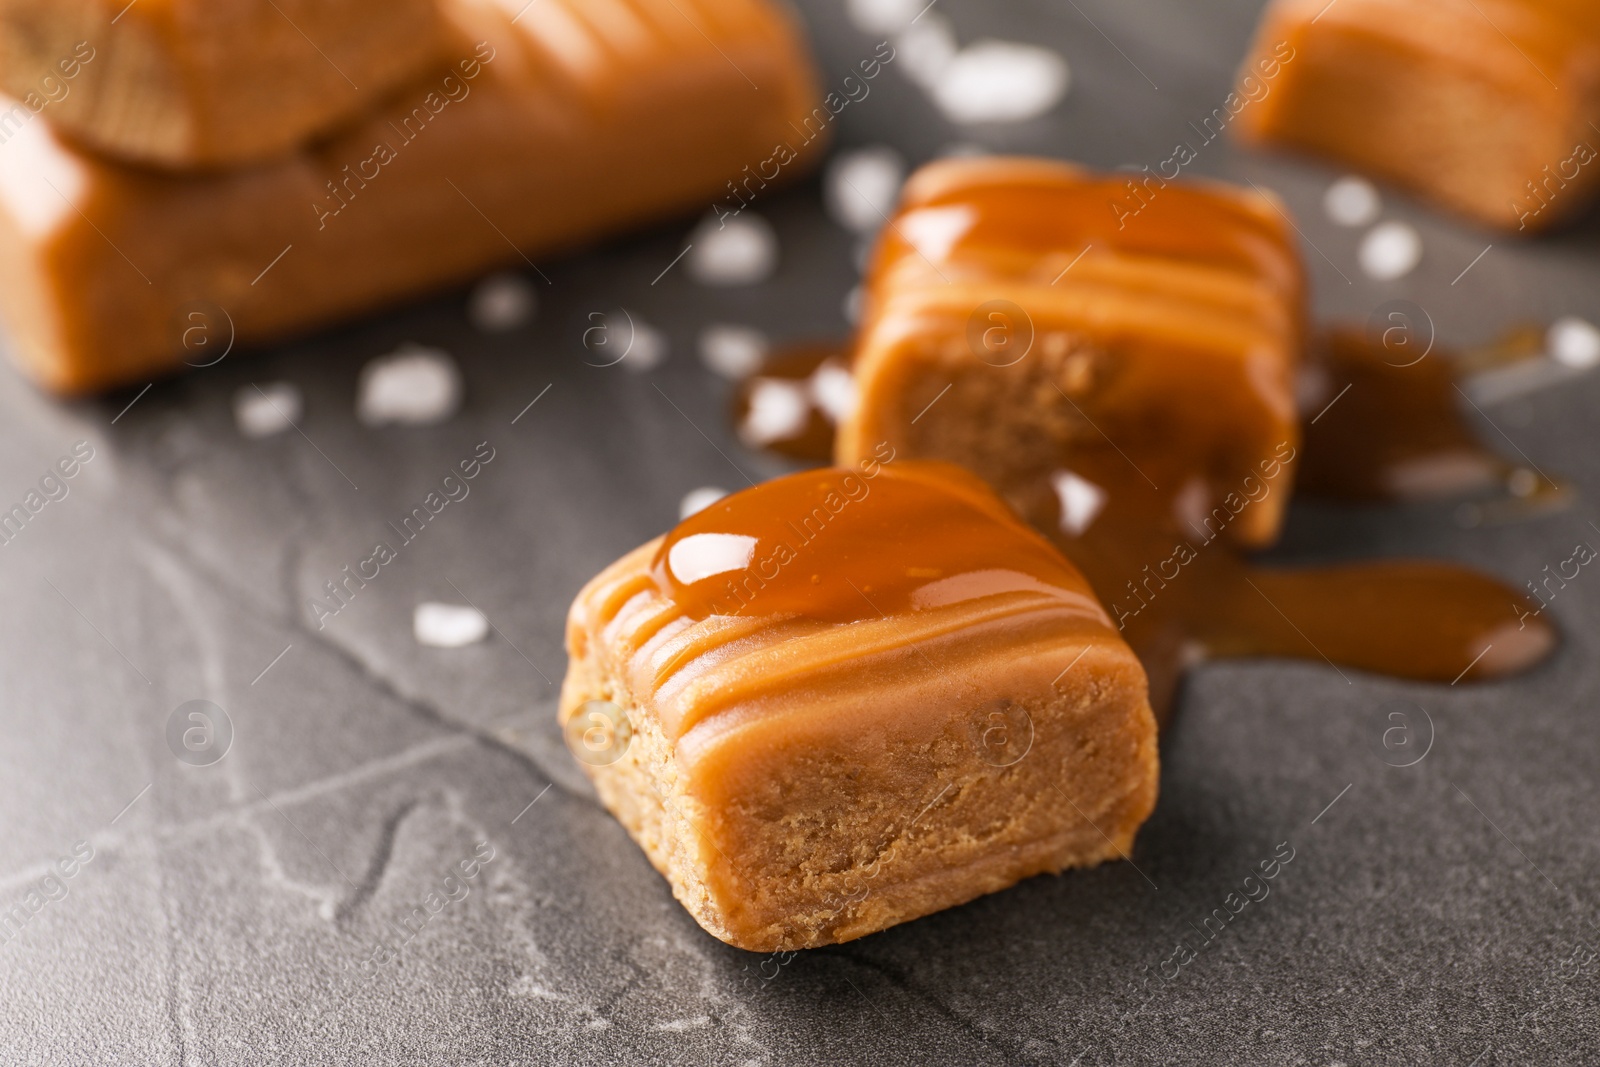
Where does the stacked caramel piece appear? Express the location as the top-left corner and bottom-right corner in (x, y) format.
(0, 0), (822, 392)
(1236, 0), (1600, 231)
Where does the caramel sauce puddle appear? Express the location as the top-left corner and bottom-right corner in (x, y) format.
(730, 332), (1560, 720)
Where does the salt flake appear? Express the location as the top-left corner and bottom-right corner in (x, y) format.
(235, 382), (302, 438)
(414, 602), (488, 648)
(357, 344), (462, 426)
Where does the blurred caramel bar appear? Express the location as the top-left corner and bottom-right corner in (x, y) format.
(0, 0), (447, 168)
(0, 0), (820, 394)
(1234, 0), (1600, 231)
(837, 157), (1305, 550)
(560, 460), (1159, 951)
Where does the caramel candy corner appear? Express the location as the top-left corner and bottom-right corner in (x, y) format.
(559, 462), (1159, 952)
(0, 0), (446, 168)
(1233, 0), (1600, 232)
(838, 156), (1305, 552)
(0, 0), (824, 395)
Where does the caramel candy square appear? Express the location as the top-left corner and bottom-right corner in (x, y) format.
(560, 460), (1158, 952)
(837, 157), (1305, 551)
(0, 0), (821, 393)
(0, 0), (446, 168)
(1234, 0), (1600, 231)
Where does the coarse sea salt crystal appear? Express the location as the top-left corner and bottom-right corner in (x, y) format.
(845, 0), (924, 35)
(679, 486), (728, 519)
(740, 378), (811, 446)
(468, 272), (537, 332)
(687, 213), (778, 286)
(1358, 221), (1422, 281)
(1547, 316), (1600, 369)
(810, 360), (857, 423)
(1324, 176), (1380, 228)
(842, 285), (864, 325)
(930, 40), (1069, 125)
(413, 602), (489, 648)
(825, 146), (906, 233)
(698, 324), (768, 380)
(234, 381), (302, 438)
(623, 315), (668, 373)
(357, 344), (462, 426)
(895, 14), (958, 89)
(1051, 470), (1106, 537)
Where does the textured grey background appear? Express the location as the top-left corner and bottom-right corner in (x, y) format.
(3, 0), (1599, 1063)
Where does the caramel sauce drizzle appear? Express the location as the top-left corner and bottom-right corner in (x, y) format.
(730, 334), (1559, 720)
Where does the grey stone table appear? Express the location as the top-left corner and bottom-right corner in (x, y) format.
(3, 1), (1598, 1063)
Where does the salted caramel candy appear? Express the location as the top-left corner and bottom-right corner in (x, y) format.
(559, 460), (1159, 952)
(0, 0), (821, 394)
(0, 0), (447, 168)
(1233, 0), (1600, 231)
(836, 157), (1305, 552)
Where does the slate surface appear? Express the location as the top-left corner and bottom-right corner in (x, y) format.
(2, 1), (1599, 1063)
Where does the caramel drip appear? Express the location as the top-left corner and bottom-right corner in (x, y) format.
(729, 341), (843, 463)
(731, 334), (1559, 720)
(1299, 328), (1567, 517)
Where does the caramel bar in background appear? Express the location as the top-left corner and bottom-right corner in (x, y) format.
(560, 461), (1159, 952)
(837, 157), (1305, 551)
(0, 0), (448, 168)
(1234, 0), (1600, 232)
(0, 0), (821, 394)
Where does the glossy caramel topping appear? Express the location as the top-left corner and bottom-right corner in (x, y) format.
(650, 460), (1107, 627)
(871, 156), (1304, 303)
(1299, 327), (1567, 516)
(748, 329), (1559, 721)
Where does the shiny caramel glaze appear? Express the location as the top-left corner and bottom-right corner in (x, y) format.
(653, 459), (1100, 624)
(818, 158), (1557, 717)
